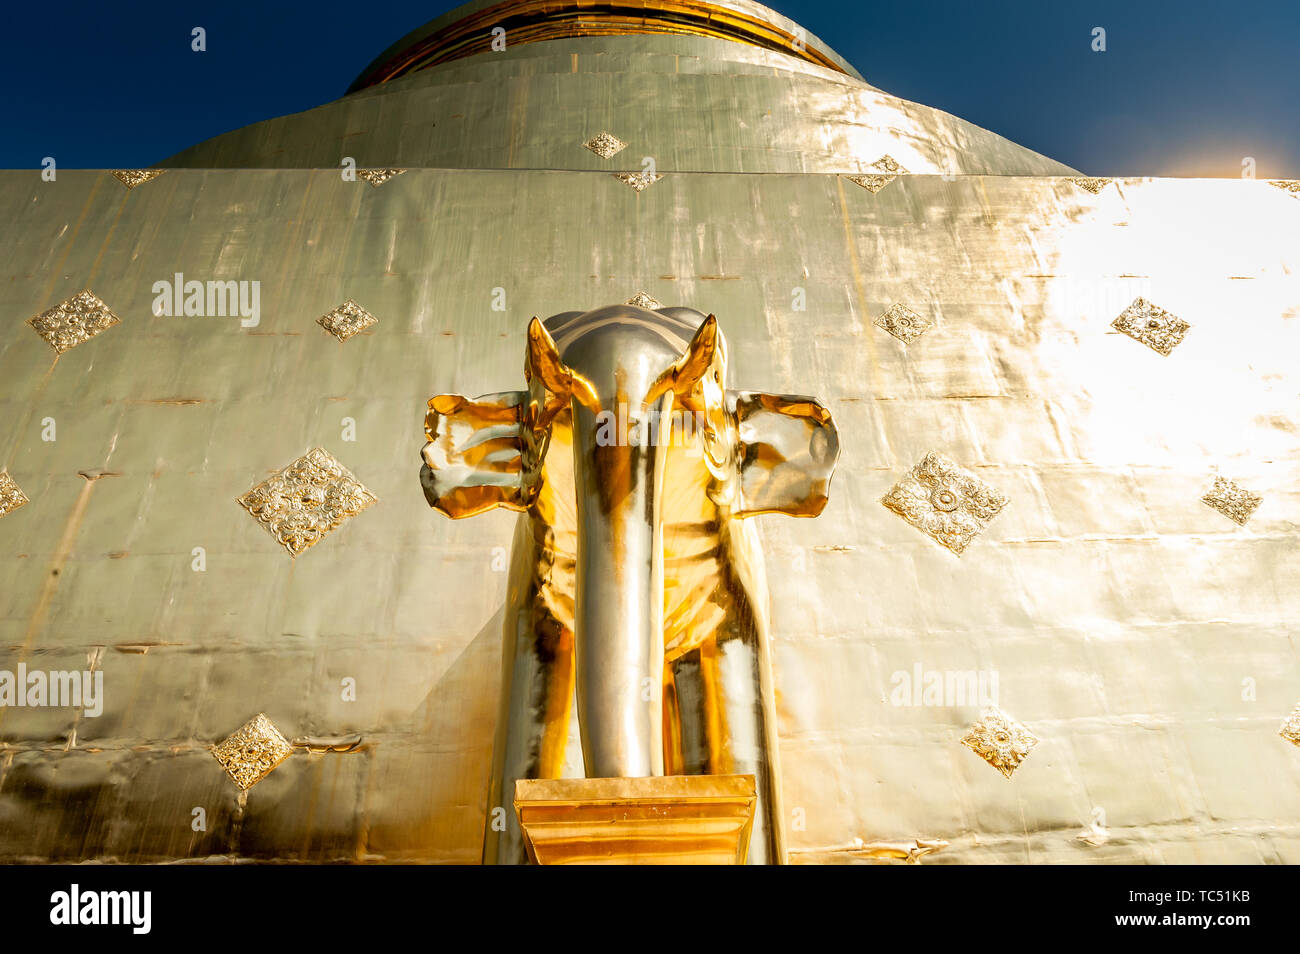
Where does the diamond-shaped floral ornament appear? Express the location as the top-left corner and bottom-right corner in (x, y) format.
(613, 172), (663, 193)
(0, 471), (29, 520)
(875, 303), (934, 344)
(627, 292), (661, 309)
(1280, 704), (1300, 747)
(213, 713), (294, 790)
(237, 448), (377, 556)
(27, 289), (121, 354)
(356, 168), (405, 187)
(1070, 176), (1113, 194)
(110, 169), (166, 190)
(1201, 475), (1262, 526)
(962, 706), (1039, 779)
(1111, 297), (1190, 356)
(872, 154), (907, 175)
(1269, 180), (1300, 197)
(317, 299), (377, 341)
(584, 133), (627, 159)
(847, 154), (909, 194)
(882, 451), (1008, 555)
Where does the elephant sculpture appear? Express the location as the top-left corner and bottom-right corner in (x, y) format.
(420, 304), (839, 864)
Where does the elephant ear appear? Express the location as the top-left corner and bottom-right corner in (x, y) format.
(421, 391), (530, 518)
(730, 391), (840, 518)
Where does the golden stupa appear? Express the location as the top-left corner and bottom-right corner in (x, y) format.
(0, 0), (1298, 865)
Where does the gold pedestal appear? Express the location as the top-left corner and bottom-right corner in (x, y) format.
(514, 775), (757, 865)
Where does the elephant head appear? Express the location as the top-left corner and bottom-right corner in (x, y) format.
(421, 304), (838, 861)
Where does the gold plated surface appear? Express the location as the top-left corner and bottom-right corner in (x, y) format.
(26, 289), (121, 354)
(237, 448), (378, 556)
(3, 168), (1299, 865)
(514, 774), (756, 864)
(790, 837), (949, 864)
(961, 706), (1040, 779)
(317, 299), (379, 341)
(348, 0), (851, 91)
(165, 0), (1074, 178)
(212, 714), (294, 790)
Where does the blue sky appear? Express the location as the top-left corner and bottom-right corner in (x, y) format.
(2, 0), (1297, 176)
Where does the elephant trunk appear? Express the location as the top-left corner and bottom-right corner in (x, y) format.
(570, 397), (670, 777)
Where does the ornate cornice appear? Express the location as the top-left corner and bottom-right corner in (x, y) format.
(347, 0), (848, 92)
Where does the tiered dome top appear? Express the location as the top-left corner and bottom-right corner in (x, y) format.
(160, 0), (1076, 175)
